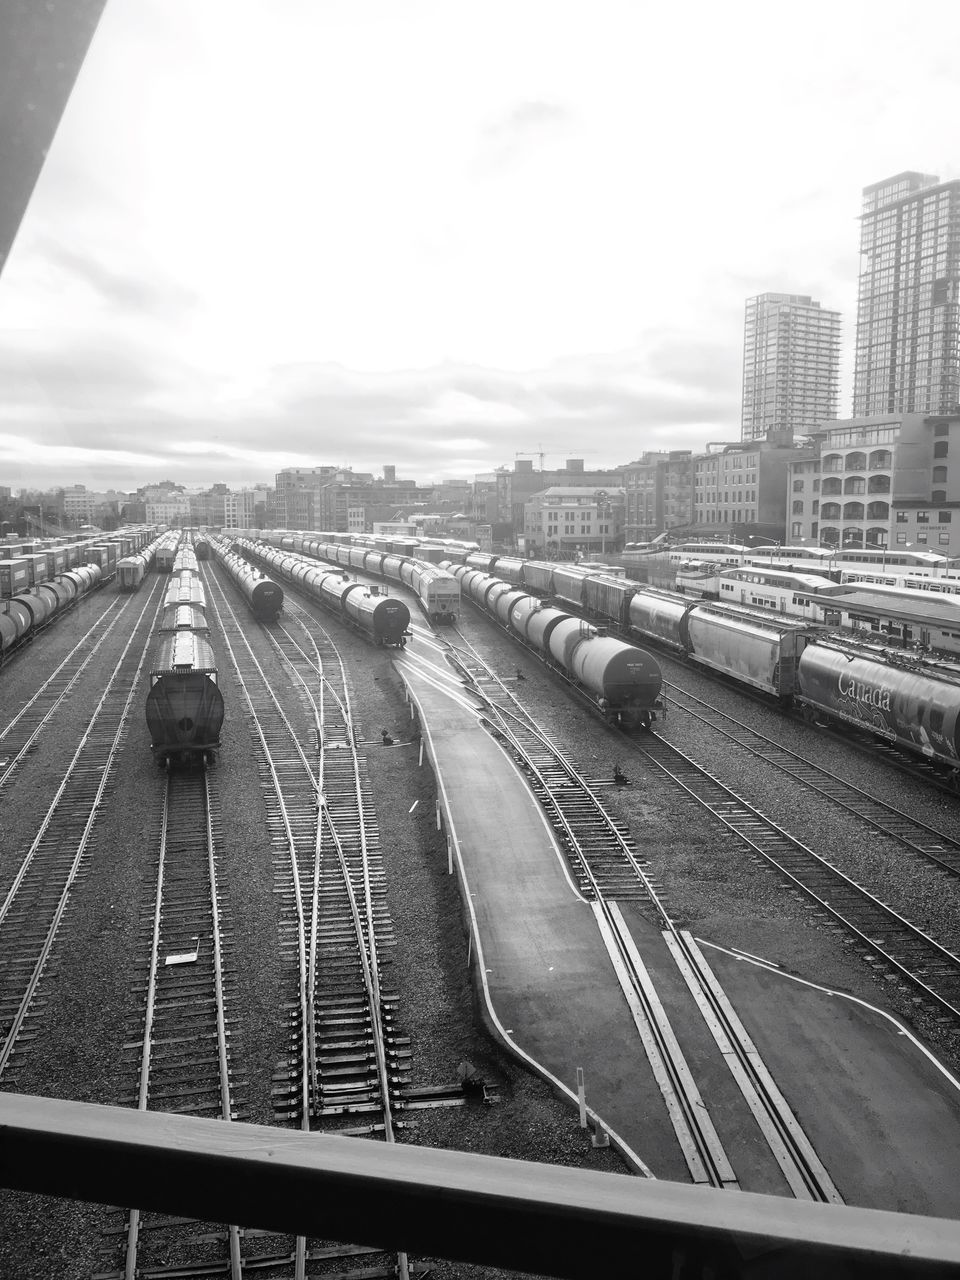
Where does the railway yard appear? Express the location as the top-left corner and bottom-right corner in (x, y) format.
(3, 543), (960, 1278)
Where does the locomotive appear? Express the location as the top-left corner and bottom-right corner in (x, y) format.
(235, 539), (410, 646)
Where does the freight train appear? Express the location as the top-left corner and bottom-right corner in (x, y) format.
(208, 536), (284, 622)
(145, 547), (223, 767)
(241, 530), (460, 625)
(234, 538), (410, 646)
(0, 563), (103, 668)
(442, 552), (960, 785)
(117, 532), (179, 592)
(451, 562), (663, 728)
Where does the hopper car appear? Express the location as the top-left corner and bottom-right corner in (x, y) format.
(145, 627), (224, 767)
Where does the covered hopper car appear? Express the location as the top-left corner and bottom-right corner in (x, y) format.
(145, 629), (224, 767)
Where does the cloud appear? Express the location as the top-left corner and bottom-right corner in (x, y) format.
(478, 100), (571, 167)
(36, 236), (197, 318)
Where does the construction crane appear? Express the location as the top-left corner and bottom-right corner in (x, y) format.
(515, 444), (552, 470)
(515, 446), (596, 471)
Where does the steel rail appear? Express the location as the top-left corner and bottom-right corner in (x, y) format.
(0, 595), (128, 791)
(268, 603), (409, 1280)
(122, 769), (241, 1280)
(634, 732), (960, 1024)
(664, 680), (960, 875)
(0, 584), (162, 1076)
(445, 626), (844, 1202)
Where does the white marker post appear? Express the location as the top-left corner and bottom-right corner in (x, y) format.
(577, 1067), (587, 1129)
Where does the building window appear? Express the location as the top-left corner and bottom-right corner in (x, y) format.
(934, 441), (949, 458)
(940, 512), (952, 523)
(941, 533), (952, 544)
(932, 491), (947, 503)
(792, 480), (803, 492)
(917, 531), (928, 543)
(934, 424), (949, 437)
(791, 522), (802, 537)
(792, 500), (803, 514)
(933, 467), (948, 483)
(896, 510), (908, 523)
(897, 532), (907, 544)
(917, 511), (930, 523)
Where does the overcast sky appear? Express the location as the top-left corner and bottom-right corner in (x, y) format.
(2, 0), (959, 493)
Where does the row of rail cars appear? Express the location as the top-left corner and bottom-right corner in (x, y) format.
(234, 538), (410, 645)
(208, 536), (284, 621)
(0, 563), (104, 667)
(145, 538), (224, 767)
(451, 562), (663, 728)
(0, 525), (162, 597)
(243, 531), (461, 625)
(116, 531), (180, 591)
(440, 552), (960, 784)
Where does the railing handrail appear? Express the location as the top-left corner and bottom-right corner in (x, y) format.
(1, 1094), (960, 1277)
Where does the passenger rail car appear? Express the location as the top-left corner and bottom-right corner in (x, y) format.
(450, 563), (663, 729)
(235, 539), (410, 646)
(209, 536), (284, 622)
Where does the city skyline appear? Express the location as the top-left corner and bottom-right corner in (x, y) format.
(2, 1), (960, 492)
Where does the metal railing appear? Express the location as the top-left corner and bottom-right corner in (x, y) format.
(2, 1093), (960, 1277)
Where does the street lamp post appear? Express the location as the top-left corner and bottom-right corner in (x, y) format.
(595, 490), (608, 559)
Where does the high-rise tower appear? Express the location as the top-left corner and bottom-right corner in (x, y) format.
(741, 293), (840, 443)
(853, 172), (960, 416)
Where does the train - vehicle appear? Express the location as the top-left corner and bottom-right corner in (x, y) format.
(676, 564), (843, 622)
(116, 532), (174, 592)
(164, 574), (206, 610)
(449, 562), (663, 729)
(794, 639), (960, 770)
(145, 626), (224, 767)
(194, 536), (210, 560)
(245, 530), (459, 625)
(235, 539), (410, 646)
(156, 542), (179, 573)
(209, 536), (284, 621)
(0, 564), (103, 667)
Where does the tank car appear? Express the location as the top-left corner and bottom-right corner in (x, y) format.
(145, 630), (224, 767)
(795, 641), (960, 771)
(342, 584), (410, 646)
(209, 539), (284, 621)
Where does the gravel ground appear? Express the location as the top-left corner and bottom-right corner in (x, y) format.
(3, 575), (960, 1278)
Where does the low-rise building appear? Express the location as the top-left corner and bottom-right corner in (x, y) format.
(523, 487), (625, 559)
(788, 411), (960, 555)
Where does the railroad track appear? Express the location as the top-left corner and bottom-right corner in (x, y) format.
(664, 681), (960, 876)
(0, 584), (162, 1082)
(631, 727), (960, 1026)
(0, 594), (130, 792)
(105, 768), (246, 1280)
(202, 568), (413, 1280)
(444, 626), (842, 1202)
